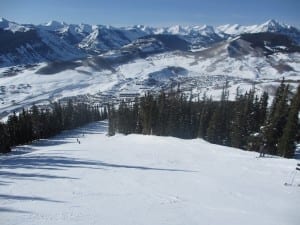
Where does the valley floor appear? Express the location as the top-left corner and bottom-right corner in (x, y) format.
(0, 121), (299, 225)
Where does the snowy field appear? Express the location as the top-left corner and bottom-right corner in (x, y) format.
(0, 121), (299, 225)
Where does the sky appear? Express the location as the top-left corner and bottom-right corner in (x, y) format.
(0, 0), (299, 27)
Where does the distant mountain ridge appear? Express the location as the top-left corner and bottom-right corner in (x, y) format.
(0, 18), (300, 67)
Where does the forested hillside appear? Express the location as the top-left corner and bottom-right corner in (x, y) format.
(109, 81), (300, 158)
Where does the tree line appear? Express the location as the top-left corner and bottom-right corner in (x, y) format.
(108, 81), (300, 158)
(0, 100), (107, 154)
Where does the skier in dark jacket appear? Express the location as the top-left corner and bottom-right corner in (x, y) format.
(259, 143), (266, 157)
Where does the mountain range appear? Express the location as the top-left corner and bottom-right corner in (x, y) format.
(1, 18), (300, 67)
(0, 18), (300, 118)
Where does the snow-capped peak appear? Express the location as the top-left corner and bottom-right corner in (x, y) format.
(0, 17), (8, 23)
(153, 24), (218, 37)
(167, 25), (187, 35)
(77, 23), (93, 34)
(132, 24), (153, 33)
(198, 25), (216, 35)
(0, 17), (31, 32)
(0, 17), (9, 28)
(256, 19), (288, 32)
(217, 19), (295, 36)
(263, 19), (284, 28)
(43, 20), (68, 31)
(217, 24), (242, 35)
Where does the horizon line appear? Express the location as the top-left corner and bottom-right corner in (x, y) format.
(1, 17), (299, 29)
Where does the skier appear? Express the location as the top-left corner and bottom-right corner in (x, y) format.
(259, 143), (266, 157)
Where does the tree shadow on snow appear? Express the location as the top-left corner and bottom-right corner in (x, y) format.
(0, 155), (102, 183)
(0, 155), (105, 170)
(1, 153), (194, 172)
(1, 154), (194, 189)
(0, 180), (12, 186)
(0, 194), (64, 203)
(0, 207), (31, 214)
(0, 171), (78, 181)
(98, 162), (196, 172)
(0, 194), (64, 214)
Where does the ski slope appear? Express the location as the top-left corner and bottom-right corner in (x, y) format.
(0, 121), (299, 225)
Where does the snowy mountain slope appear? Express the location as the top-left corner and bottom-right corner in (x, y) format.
(78, 25), (143, 53)
(1, 18), (300, 67)
(147, 24), (226, 49)
(217, 19), (300, 44)
(208, 32), (300, 59)
(0, 17), (31, 33)
(38, 21), (93, 46)
(1, 121), (299, 225)
(217, 19), (285, 35)
(0, 24), (85, 67)
(0, 62), (118, 117)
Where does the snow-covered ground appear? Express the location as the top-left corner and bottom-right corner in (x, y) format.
(1, 121), (299, 225)
(0, 64), (118, 117)
(1, 51), (300, 119)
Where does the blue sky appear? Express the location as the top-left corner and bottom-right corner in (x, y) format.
(1, 0), (299, 27)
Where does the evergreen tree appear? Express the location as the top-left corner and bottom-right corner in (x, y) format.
(102, 106), (108, 120)
(263, 81), (290, 155)
(117, 101), (131, 134)
(207, 83), (230, 144)
(278, 84), (300, 158)
(1, 100), (101, 154)
(108, 104), (116, 136)
(104, 83), (296, 159)
(198, 97), (214, 139)
(230, 89), (264, 149)
(0, 122), (10, 153)
(258, 92), (269, 128)
(156, 91), (167, 136)
(230, 92), (247, 148)
(140, 94), (155, 135)
(63, 100), (74, 129)
(52, 102), (63, 133)
(7, 112), (21, 146)
(19, 109), (33, 143)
